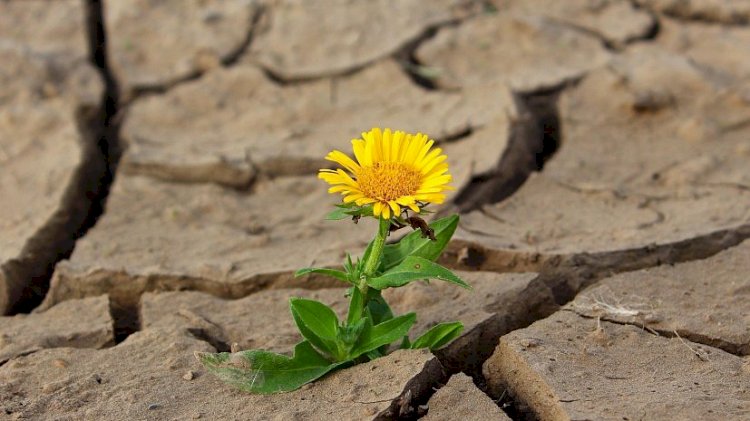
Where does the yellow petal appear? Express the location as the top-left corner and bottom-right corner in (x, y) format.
(388, 200), (400, 216)
(416, 147), (443, 170)
(355, 197), (377, 206)
(396, 196), (416, 206)
(373, 201), (384, 217)
(408, 203), (420, 213)
(364, 134), (375, 167)
(415, 193), (446, 204)
(424, 162), (449, 178)
(335, 169), (359, 187)
(351, 139), (369, 166)
(402, 134), (422, 164)
(382, 128), (392, 162)
(417, 187), (446, 194)
(318, 172), (349, 185)
(345, 193), (366, 203)
(421, 174), (452, 189)
(326, 150), (360, 173)
(381, 202), (391, 219)
(421, 155), (447, 175)
(392, 131), (404, 162)
(414, 139), (435, 165)
(328, 185), (352, 193)
(397, 133), (411, 161)
(371, 128), (384, 162)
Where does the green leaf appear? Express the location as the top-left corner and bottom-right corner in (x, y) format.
(350, 313), (416, 358)
(294, 267), (350, 283)
(289, 298), (341, 358)
(411, 322), (464, 351)
(367, 256), (471, 290)
(197, 341), (343, 394)
(381, 215), (459, 270)
(365, 289), (393, 325)
(358, 238), (376, 275)
(346, 287), (365, 325)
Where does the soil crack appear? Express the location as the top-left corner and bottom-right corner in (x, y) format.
(452, 86), (563, 213)
(128, 3), (267, 99)
(632, 0), (750, 25)
(1, 0), (121, 315)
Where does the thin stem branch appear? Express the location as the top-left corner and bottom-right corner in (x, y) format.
(348, 217), (390, 325)
(363, 217), (390, 276)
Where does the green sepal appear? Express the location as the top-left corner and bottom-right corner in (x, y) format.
(196, 341), (344, 394)
(381, 215), (459, 270)
(294, 267), (350, 284)
(349, 313), (416, 359)
(338, 317), (367, 347)
(367, 256), (471, 290)
(410, 322), (464, 351)
(289, 298), (341, 359)
(325, 203), (374, 220)
(365, 349), (383, 360)
(399, 335), (411, 349)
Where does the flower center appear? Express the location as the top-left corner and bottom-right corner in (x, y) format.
(356, 162), (422, 201)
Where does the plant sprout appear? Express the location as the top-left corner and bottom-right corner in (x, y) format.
(197, 128), (470, 393)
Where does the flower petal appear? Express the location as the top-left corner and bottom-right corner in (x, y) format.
(381, 202), (391, 219)
(402, 133), (424, 165)
(326, 150), (360, 173)
(382, 128), (392, 162)
(396, 196), (416, 206)
(420, 154), (448, 175)
(388, 200), (400, 216)
(414, 139), (435, 166)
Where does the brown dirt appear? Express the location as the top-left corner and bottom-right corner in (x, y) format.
(3, 0), (750, 419)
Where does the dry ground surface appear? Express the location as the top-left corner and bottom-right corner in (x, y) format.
(1, 0), (749, 420)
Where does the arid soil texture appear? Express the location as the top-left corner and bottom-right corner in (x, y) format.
(1, 0), (750, 420)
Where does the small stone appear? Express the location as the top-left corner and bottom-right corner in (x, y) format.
(52, 359), (68, 368)
(147, 403), (160, 410)
(520, 338), (542, 348)
(182, 371), (195, 381)
(588, 325), (610, 347)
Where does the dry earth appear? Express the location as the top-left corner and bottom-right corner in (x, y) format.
(1, 0), (750, 420)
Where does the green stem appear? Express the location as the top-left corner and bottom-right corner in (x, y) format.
(347, 217), (390, 325)
(363, 217), (390, 277)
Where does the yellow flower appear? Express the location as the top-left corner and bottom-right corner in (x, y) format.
(319, 128), (453, 219)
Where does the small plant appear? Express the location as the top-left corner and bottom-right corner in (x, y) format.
(197, 128), (470, 393)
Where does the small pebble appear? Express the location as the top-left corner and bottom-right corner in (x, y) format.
(148, 404), (160, 410)
(520, 338), (542, 348)
(183, 371), (195, 381)
(52, 359), (68, 368)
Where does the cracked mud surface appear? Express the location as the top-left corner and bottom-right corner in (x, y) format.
(0, 0), (106, 314)
(3, 0), (750, 419)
